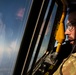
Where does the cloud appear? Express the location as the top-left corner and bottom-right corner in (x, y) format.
(6, 40), (18, 57)
(0, 40), (18, 60)
(0, 44), (5, 63)
(0, 13), (5, 38)
(0, 12), (6, 57)
(0, 45), (4, 55)
(10, 40), (17, 50)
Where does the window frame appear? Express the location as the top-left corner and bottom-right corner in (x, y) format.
(12, 0), (63, 75)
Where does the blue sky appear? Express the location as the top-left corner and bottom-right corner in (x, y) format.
(0, 0), (32, 74)
(0, 0), (31, 55)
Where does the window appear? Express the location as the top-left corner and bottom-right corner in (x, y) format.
(0, 0), (32, 75)
(27, 1), (58, 73)
(37, 3), (58, 60)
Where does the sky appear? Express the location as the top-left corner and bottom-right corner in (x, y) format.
(0, 0), (32, 74)
(0, 0), (32, 57)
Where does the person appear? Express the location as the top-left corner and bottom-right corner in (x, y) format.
(53, 5), (76, 75)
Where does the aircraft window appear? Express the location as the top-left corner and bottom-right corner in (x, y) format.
(64, 14), (68, 41)
(28, 2), (58, 72)
(37, 2), (58, 61)
(0, 0), (32, 75)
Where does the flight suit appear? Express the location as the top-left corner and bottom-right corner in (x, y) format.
(53, 53), (76, 75)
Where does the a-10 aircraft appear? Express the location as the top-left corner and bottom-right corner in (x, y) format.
(11, 0), (76, 75)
